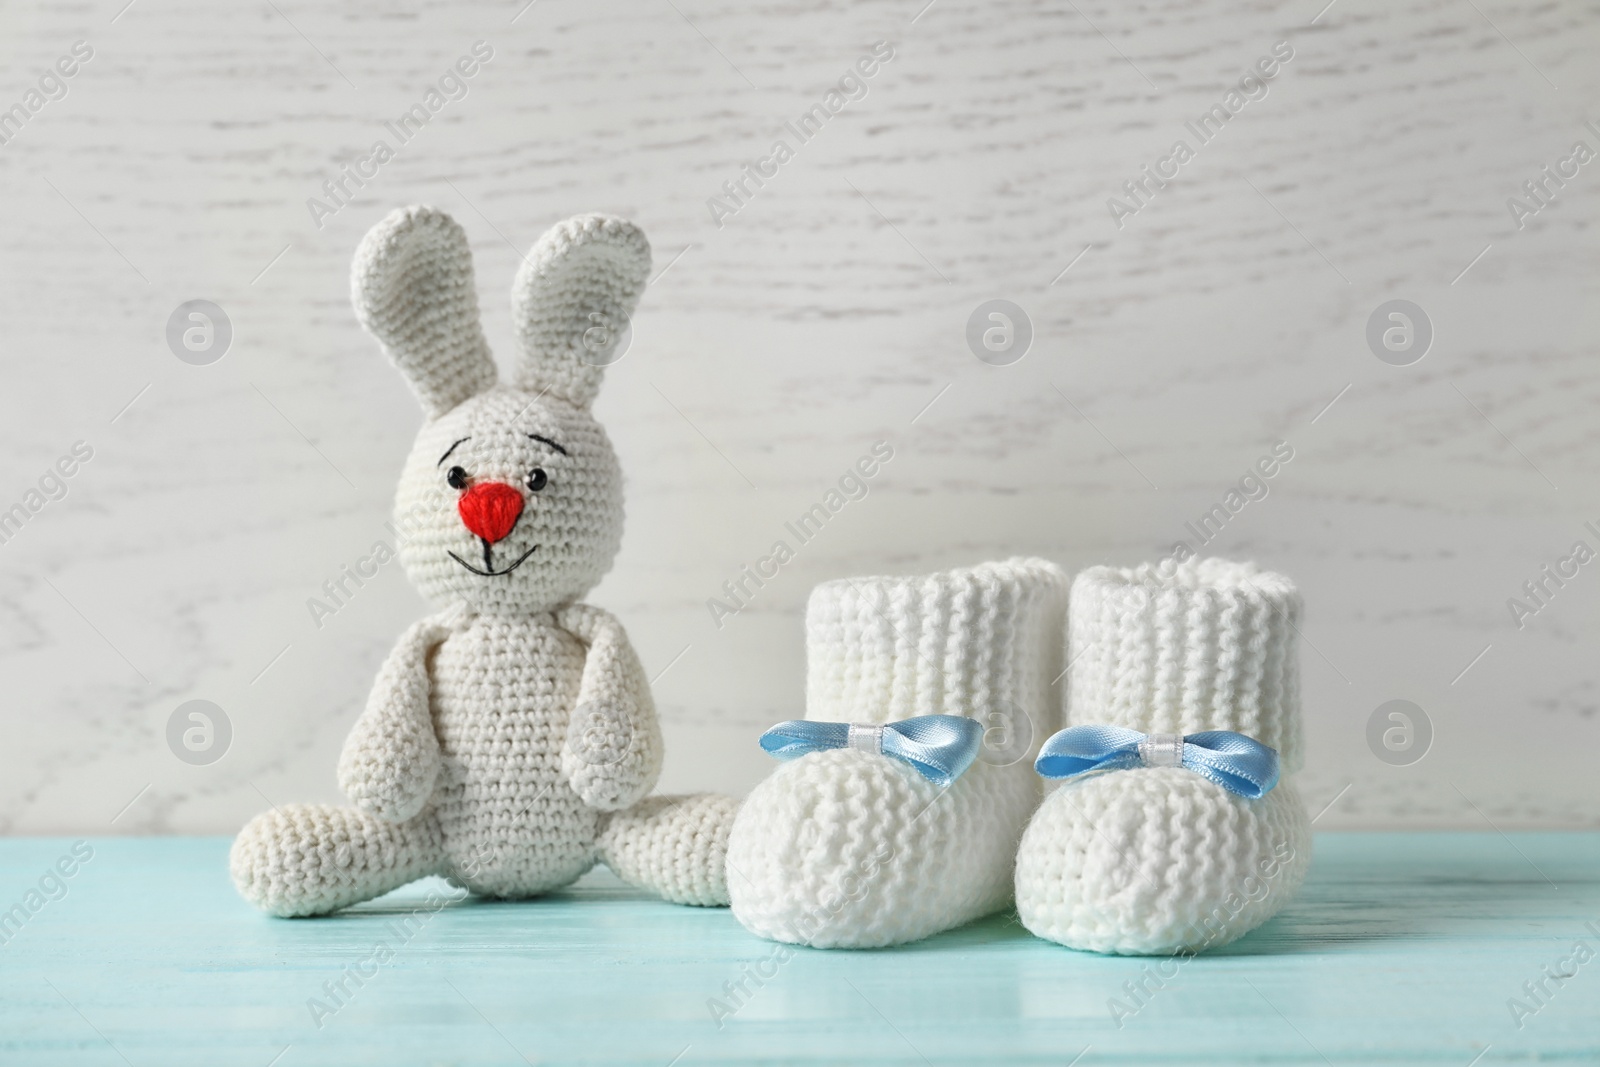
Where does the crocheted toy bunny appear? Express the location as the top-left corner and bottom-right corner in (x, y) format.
(231, 206), (733, 917)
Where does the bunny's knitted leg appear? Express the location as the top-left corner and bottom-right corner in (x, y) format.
(595, 793), (737, 906)
(230, 804), (444, 917)
(726, 558), (1069, 948)
(1015, 558), (1312, 954)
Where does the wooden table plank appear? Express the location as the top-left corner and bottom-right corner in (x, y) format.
(0, 833), (1595, 1065)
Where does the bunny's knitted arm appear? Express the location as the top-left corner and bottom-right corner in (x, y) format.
(336, 615), (450, 822)
(555, 603), (664, 811)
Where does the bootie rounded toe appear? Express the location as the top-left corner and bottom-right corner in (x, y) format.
(1015, 769), (1310, 955)
(727, 751), (1037, 948)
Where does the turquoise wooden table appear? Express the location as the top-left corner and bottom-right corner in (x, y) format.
(0, 833), (1595, 1066)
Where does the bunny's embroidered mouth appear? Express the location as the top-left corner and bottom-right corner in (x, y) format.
(448, 543), (539, 577)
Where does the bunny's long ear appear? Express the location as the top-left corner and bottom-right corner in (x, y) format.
(511, 215), (651, 408)
(352, 206), (498, 418)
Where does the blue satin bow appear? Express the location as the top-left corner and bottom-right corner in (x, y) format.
(1034, 725), (1279, 799)
(758, 714), (985, 787)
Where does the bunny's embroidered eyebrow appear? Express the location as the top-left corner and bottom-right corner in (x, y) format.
(437, 437), (471, 466)
(527, 433), (568, 456)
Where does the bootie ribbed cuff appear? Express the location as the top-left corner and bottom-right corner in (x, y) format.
(1066, 558), (1302, 772)
(804, 557), (1068, 752)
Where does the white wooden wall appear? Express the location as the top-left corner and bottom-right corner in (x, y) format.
(1, 0), (1596, 832)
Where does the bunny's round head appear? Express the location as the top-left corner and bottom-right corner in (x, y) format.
(352, 206), (649, 615)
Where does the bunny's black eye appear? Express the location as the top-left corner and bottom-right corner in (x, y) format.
(527, 468), (548, 492)
(446, 466), (469, 490)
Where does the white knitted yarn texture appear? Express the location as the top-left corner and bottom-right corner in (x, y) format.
(1015, 558), (1312, 955)
(231, 206), (731, 916)
(726, 558), (1069, 948)
(511, 214), (648, 409)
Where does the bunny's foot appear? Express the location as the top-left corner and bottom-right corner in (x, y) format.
(596, 793), (737, 906)
(230, 803), (444, 917)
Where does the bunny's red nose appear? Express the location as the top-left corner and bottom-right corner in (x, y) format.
(457, 482), (524, 543)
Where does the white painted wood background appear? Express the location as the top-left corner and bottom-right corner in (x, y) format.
(0, 0), (1596, 833)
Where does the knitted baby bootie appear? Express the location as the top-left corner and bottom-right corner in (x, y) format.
(726, 558), (1069, 948)
(1014, 558), (1311, 955)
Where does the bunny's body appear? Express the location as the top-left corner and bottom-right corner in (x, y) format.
(231, 209), (734, 917)
(430, 611), (598, 896)
(351, 608), (610, 901)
